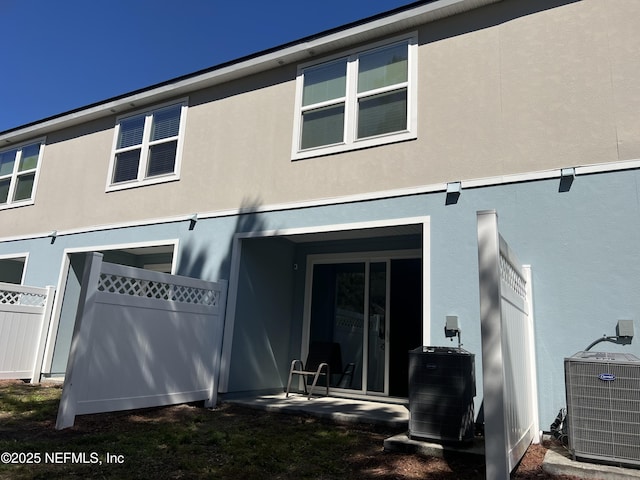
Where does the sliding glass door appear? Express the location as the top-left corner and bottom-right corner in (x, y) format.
(307, 254), (421, 397)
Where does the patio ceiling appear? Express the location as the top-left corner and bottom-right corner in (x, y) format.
(280, 223), (422, 243)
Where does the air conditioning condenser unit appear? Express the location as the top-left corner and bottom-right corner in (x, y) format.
(565, 351), (640, 468)
(408, 346), (475, 443)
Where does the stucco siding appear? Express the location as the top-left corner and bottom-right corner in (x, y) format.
(184, 70), (297, 209)
(1, 0), (639, 241)
(419, 0), (631, 181)
(420, 23), (504, 182)
(606, 1), (640, 160)
(497, 0), (619, 172)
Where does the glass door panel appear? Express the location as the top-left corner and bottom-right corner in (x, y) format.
(367, 262), (387, 393)
(310, 263), (364, 391)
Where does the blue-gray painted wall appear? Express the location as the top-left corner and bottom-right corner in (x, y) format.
(227, 237), (295, 392)
(1, 168), (639, 429)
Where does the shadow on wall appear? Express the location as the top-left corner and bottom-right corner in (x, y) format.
(219, 199), (299, 393)
(177, 197), (266, 282)
(176, 197), (299, 397)
(420, 0), (581, 45)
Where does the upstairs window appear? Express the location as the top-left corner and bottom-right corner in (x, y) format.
(108, 101), (187, 190)
(0, 141), (43, 209)
(292, 34), (417, 160)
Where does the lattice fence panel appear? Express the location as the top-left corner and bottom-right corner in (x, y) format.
(98, 274), (220, 307)
(500, 255), (527, 298)
(0, 289), (47, 307)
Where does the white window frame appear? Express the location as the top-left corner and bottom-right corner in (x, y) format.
(0, 139), (45, 210)
(106, 99), (188, 192)
(291, 33), (418, 160)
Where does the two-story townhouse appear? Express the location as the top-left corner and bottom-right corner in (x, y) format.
(1, 0), (639, 431)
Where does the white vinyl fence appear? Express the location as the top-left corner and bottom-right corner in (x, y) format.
(477, 210), (540, 480)
(0, 283), (55, 384)
(56, 252), (228, 429)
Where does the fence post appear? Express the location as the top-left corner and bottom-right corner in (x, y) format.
(29, 285), (56, 384)
(56, 252), (103, 430)
(206, 280), (229, 408)
(523, 265), (540, 444)
(477, 210), (509, 480)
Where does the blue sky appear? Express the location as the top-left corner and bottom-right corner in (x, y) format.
(0, 0), (415, 133)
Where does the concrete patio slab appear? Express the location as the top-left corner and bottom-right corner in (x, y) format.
(222, 392), (409, 429)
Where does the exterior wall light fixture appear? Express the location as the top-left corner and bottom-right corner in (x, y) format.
(446, 181), (461, 205)
(559, 168), (575, 193)
(188, 213), (199, 230)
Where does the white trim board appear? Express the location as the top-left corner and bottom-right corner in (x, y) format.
(1, 158), (638, 244)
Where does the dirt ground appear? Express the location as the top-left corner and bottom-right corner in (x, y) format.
(341, 426), (578, 479)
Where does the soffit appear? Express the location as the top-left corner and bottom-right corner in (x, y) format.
(117, 245), (175, 256)
(281, 223), (422, 243)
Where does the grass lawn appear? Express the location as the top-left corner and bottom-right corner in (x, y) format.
(0, 380), (564, 479)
